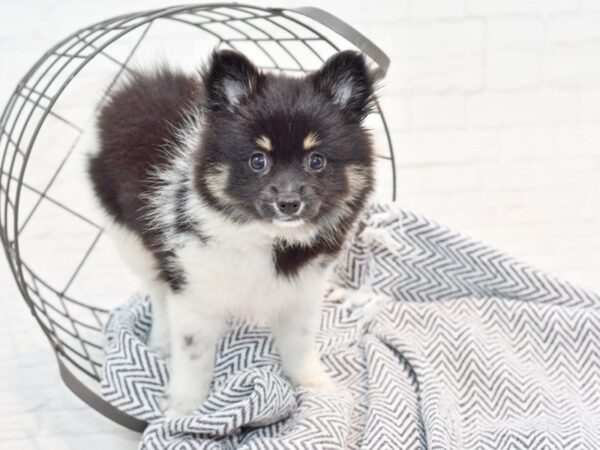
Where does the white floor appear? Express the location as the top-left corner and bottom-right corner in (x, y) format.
(1, 1), (599, 449)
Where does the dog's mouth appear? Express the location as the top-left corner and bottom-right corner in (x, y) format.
(272, 218), (305, 228)
(255, 199), (321, 227)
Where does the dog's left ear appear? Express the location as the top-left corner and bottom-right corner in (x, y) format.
(313, 51), (375, 121)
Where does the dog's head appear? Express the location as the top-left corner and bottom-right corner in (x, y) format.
(195, 49), (376, 242)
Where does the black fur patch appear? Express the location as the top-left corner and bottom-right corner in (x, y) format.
(88, 67), (200, 291)
(155, 249), (186, 292)
(273, 233), (345, 278)
(183, 335), (195, 347)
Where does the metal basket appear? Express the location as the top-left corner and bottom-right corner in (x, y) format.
(0, 3), (395, 431)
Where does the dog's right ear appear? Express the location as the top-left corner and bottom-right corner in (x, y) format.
(202, 50), (260, 112)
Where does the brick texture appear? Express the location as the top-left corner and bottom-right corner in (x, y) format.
(1, 1), (599, 448)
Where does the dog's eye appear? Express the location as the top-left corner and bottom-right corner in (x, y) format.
(307, 152), (326, 171)
(249, 152), (267, 171)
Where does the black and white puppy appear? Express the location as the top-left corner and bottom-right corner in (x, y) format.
(88, 49), (376, 416)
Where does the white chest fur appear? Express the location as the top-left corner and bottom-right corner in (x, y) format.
(174, 219), (328, 323)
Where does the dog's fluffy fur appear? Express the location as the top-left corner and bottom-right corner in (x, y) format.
(88, 50), (376, 416)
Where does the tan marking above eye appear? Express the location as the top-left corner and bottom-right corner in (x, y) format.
(303, 131), (320, 151)
(256, 135), (273, 151)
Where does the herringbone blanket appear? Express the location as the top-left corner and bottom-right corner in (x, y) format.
(101, 203), (600, 449)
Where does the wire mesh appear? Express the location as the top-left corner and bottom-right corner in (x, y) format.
(0, 3), (395, 419)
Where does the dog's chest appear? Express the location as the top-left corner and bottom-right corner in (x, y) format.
(175, 235), (323, 319)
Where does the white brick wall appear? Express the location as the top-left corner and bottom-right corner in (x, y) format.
(548, 12), (600, 43)
(466, 0), (543, 15)
(581, 89), (600, 121)
(1, 2), (599, 447)
(410, 93), (465, 128)
(488, 17), (545, 49)
(467, 90), (579, 126)
(486, 50), (541, 89)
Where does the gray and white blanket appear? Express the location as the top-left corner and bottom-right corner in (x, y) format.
(101, 203), (600, 449)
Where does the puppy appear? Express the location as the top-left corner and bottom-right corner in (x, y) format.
(88, 49), (376, 416)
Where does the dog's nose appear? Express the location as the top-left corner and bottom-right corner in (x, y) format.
(276, 193), (302, 215)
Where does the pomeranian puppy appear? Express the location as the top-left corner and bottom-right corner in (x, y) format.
(88, 49), (375, 416)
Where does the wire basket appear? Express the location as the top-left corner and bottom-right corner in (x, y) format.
(0, 3), (395, 430)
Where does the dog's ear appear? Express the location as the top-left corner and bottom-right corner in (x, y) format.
(202, 49), (260, 112)
(313, 51), (375, 121)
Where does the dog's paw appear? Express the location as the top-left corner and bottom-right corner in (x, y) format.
(163, 402), (197, 418)
(160, 385), (209, 418)
(286, 358), (336, 391)
(157, 393), (170, 414)
(297, 366), (336, 390)
(161, 395), (203, 418)
(326, 287), (346, 302)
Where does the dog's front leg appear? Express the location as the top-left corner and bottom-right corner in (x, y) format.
(272, 282), (334, 390)
(163, 289), (226, 417)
